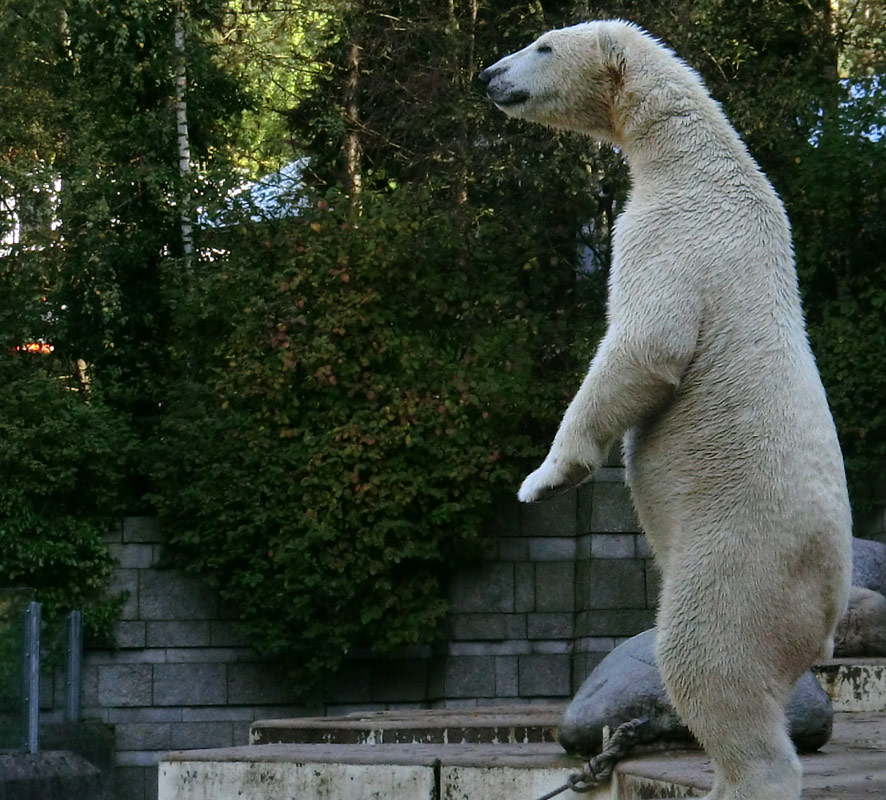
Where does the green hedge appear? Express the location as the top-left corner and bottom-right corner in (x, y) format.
(150, 187), (602, 697)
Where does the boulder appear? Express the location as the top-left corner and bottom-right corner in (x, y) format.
(852, 537), (886, 596)
(834, 585), (886, 656)
(560, 629), (832, 756)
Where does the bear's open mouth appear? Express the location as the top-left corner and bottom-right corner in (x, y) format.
(492, 90), (530, 107)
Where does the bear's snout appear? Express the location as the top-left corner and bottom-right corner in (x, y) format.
(477, 65), (504, 85)
(478, 64), (530, 108)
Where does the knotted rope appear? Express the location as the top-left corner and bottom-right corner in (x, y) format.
(533, 717), (649, 799)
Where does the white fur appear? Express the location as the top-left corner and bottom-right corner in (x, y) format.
(482, 21), (852, 800)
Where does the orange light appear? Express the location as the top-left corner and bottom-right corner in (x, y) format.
(15, 342), (55, 354)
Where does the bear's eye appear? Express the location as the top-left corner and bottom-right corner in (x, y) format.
(537, 44), (553, 53)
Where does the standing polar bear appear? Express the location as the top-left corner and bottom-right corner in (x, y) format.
(480, 20), (852, 800)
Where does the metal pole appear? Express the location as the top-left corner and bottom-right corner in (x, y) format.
(65, 610), (83, 723)
(24, 601), (41, 754)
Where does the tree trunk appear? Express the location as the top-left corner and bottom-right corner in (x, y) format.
(343, 39), (363, 203)
(174, 1), (193, 264)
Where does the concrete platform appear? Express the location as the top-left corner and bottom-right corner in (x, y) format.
(159, 712), (886, 800)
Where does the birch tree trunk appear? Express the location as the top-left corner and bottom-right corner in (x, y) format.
(174, 1), (193, 264)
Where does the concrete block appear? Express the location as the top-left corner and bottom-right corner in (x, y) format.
(497, 537), (528, 561)
(210, 621), (252, 647)
(154, 663), (227, 706)
(485, 496), (521, 537)
(139, 570), (219, 621)
(530, 640), (572, 655)
(146, 621), (211, 648)
(108, 707), (184, 724)
(514, 563), (535, 612)
(450, 613), (508, 641)
(573, 636), (617, 653)
(227, 662), (295, 706)
(370, 660), (430, 703)
(182, 706), (256, 723)
(448, 641), (531, 657)
(528, 537), (576, 561)
(146, 765), (160, 800)
(117, 751), (164, 766)
(165, 647), (248, 664)
(81, 664), (99, 709)
(444, 657), (496, 698)
(534, 562), (574, 613)
(581, 559), (647, 610)
(123, 516), (163, 543)
(97, 664), (153, 707)
(103, 519), (124, 543)
(158, 750), (436, 800)
(329, 661), (372, 704)
(518, 654), (571, 697)
(115, 722), (173, 751)
(506, 614), (528, 640)
(110, 569), (139, 620)
(636, 534), (654, 558)
(590, 482), (640, 533)
(495, 656), (519, 697)
(108, 543), (155, 569)
(520, 490), (577, 537)
(590, 533), (636, 559)
(115, 621), (147, 649)
(115, 765), (147, 800)
(448, 563), (514, 613)
(169, 721), (235, 750)
(234, 720), (252, 745)
(86, 648), (167, 665)
(574, 609), (656, 638)
(527, 613), (573, 640)
(442, 761), (609, 800)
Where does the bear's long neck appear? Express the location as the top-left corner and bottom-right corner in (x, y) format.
(613, 74), (769, 199)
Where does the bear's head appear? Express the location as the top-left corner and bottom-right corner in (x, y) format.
(479, 20), (705, 146)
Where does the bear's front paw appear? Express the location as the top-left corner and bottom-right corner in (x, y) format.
(517, 459), (593, 503)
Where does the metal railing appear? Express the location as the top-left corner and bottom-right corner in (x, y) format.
(0, 590), (83, 754)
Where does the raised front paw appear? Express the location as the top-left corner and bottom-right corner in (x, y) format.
(517, 459), (593, 503)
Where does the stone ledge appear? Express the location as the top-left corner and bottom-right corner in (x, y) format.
(159, 713), (886, 800)
(251, 705), (563, 746)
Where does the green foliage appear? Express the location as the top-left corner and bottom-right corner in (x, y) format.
(0, 357), (131, 639)
(788, 76), (886, 509)
(150, 186), (602, 696)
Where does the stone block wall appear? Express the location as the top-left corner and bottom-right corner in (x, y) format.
(71, 461), (658, 800)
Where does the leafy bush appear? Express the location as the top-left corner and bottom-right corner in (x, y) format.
(150, 187), (602, 696)
(0, 358), (131, 640)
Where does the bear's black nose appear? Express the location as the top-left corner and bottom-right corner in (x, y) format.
(478, 66), (502, 85)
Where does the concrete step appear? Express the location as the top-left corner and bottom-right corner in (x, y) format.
(159, 713), (886, 800)
(813, 659), (886, 712)
(249, 660), (886, 748)
(250, 704), (562, 746)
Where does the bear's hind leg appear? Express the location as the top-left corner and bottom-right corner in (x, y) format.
(656, 630), (802, 800)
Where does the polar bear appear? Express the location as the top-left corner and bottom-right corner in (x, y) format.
(480, 20), (852, 800)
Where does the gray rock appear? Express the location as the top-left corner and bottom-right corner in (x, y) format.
(834, 585), (886, 656)
(852, 537), (886, 596)
(560, 629), (832, 756)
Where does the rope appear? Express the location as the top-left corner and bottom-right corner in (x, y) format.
(532, 717), (649, 799)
